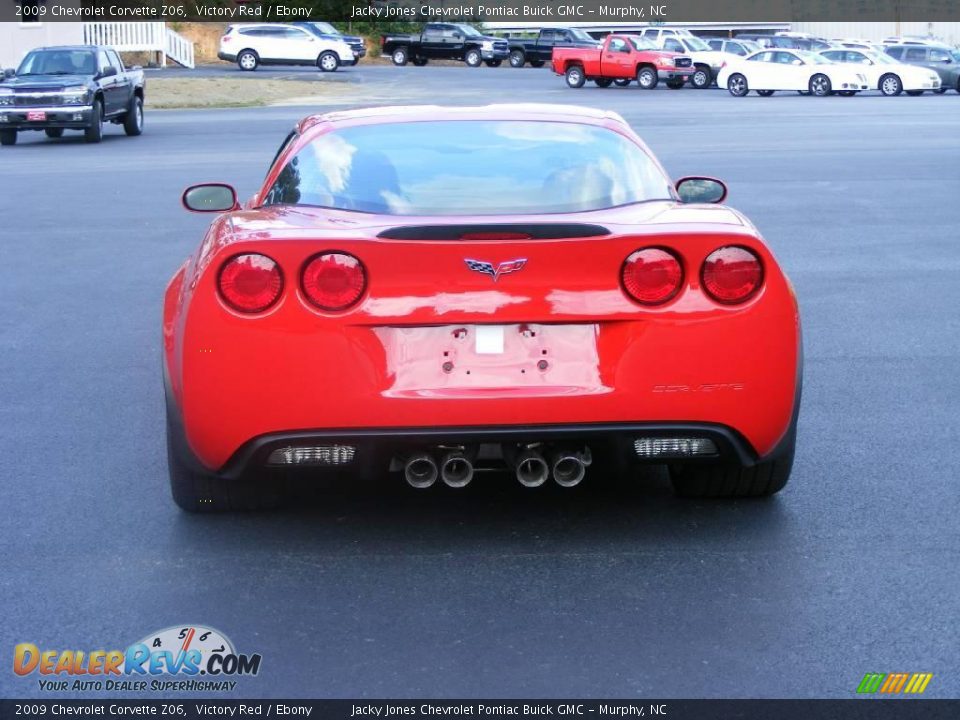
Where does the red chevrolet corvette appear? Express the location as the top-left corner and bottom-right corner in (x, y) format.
(163, 104), (801, 511)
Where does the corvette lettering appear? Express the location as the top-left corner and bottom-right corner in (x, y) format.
(464, 258), (527, 282)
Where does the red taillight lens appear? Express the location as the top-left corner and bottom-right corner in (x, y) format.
(301, 252), (366, 311)
(621, 248), (684, 305)
(701, 246), (764, 304)
(218, 254), (283, 313)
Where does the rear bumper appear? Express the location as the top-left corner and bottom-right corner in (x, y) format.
(217, 51), (236, 62)
(0, 105), (93, 129)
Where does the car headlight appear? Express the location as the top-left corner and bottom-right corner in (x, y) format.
(0, 88), (13, 107)
(481, 40), (495, 50)
(62, 86), (91, 105)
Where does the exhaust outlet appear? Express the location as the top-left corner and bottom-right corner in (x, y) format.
(404, 453), (438, 489)
(552, 450), (590, 488)
(514, 449), (549, 488)
(440, 451), (474, 488)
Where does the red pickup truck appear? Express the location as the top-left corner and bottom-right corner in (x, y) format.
(553, 34), (694, 89)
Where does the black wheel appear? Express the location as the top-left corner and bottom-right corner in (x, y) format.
(317, 51), (339, 72)
(666, 79), (685, 89)
(933, 87), (947, 94)
(509, 49), (525, 68)
(614, 78), (631, 87)
(837, 91), (856, 97)
(905, 89), (924, 96)
(166, 413), (285, 513)
(122, 95), (143, 136)
(485, 59), (502, 68)
(411, 57), (428, 66)
(757, 89), (775, 96)
(0, 129), (16, 146)
(529, 60), (545, 68)
(237, 50), (258, 71)
(879, 73), (902, 96)
(465, 48), (482, 67)
(45, 128), (64, 138)
(690, 65), (711, 88)
(727, 73), (748, 96)
(670, 426), (796, 499)
(84, 100), (103, 144)
(809, 73), (832, 96)
(594, 78), (613, 88)
(565, 65), (585, 88)
(391, 46), (408, 66)
(636, 66), (658, 89)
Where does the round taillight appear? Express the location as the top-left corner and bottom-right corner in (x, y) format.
(301, 252), (366, 311)
(217, 254), (283, 313)
(621, 248), (684, 305)
(701, 246), (764, 304)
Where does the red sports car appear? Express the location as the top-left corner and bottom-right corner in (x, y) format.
(164, 104), (801, 511)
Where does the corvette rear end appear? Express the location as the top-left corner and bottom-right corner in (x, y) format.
(164, 105), (801, 511)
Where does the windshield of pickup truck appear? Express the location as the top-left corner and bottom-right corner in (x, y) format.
(18, 49), (96, 76)
(262, 120), (674, 216)
(628, 37), (659, 51)
(685, 36), (712, 52)
(568, 28), (595, 43)
(453, 24), (483, 38)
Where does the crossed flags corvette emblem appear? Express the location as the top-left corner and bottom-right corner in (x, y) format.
(464, 258), (527, 282)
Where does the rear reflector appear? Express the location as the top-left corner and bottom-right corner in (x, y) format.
(267, 445), (356, 466)
(634, 437), (718, 458)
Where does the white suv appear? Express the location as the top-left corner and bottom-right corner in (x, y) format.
(218, 24), (357, 72)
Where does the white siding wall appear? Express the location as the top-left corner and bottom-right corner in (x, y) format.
(0, 21), (85, 70)
(793, 21), (960, 45)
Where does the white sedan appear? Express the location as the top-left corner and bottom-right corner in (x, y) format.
(718, 49), (869, 97)
(819, 49), (942, 95)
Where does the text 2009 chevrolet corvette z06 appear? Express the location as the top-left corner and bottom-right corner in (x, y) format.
(163, 104), (801, 512)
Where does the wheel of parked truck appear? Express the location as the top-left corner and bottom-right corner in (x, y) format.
(465, 48), (483, 67)
(317, 51), (340, 72)
(809, 73), (832, 96)
(670, 425), (796, 499)
(933, 87), (947, 94)
(838, 91), (856, 97)
(879, 73), (903, 96)
(727, 73), (749, 96)
(412, 57), (428, 66)
(905, 90), (924, 96)
(392, 47), (409, 66)
(595, 78), (613, 88)
(666, 79), (685, 89)
(691, 66), (711, 88)
(565, 65), (585, 88)
(530, 60), (545, 68)
(757, 89), (775, 97)
(485, 59), (502, 67)
(509, 50), (526, 67)
(84, 100), (103, 144)
(636, 66), (658, 89)
(614, 78), (631, 87)
(0, 129), (16, 146)
(237, 50), (259, 72)
(123, 95), (144, 137)
(44, 128), (64, 139)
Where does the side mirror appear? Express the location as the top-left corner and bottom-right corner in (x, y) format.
(676, 177), (728, 204)
(99, 66), (118, 78)
(182, 183), (239, 213)
(2, 68), (14, 79)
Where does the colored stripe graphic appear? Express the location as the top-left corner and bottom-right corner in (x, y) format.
(857, 672), (933, 694)
(904, 673), (933, 694)
(857, 673), (886, 693)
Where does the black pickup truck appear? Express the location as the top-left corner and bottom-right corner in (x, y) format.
(381, 23), (510, 67)
(507, 27), (600, 68)
(0, 45), (144, 146)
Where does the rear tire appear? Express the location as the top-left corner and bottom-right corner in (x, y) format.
(565, 65), (585, 88)
(727, 73), (748, 96)
(809, 73), (832, 96)
(636, 66), (658, 89)
(237, 50), (258, 71)
(45, 128), (64, 138)
(757, 89), (775, 96)
(123, 95), (143, 136)
(391, 47), (409, 66)
(509, 50), (526, 68)
(0, 129), (16, 146)
(412, 57), (428, 66)
(670, 427), (796, 499)
(485, 59), (502, 68)
(666, 79), (685, 89)
(465, 48), (482, 67)
(595, 78), (613, 88)
(530, 60), (545, 68)
(905, 89), (924, 96)
(614, 78), (631, 87)
(317, 51), (339, 72)
(84, 100), (103, 144)
(879, 73), (902, 96)
(690, 65), (711, 88)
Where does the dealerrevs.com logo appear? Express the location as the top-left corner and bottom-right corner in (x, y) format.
(14, 625), (262, 693)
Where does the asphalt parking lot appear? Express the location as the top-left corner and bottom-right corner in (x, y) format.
(2, 64), (959, 699)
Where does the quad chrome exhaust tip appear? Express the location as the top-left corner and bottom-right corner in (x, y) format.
(404, 453), (439, 489)
(551, 450), (590, 488)
(440, 451), (474, 488)
(514, 449), (550, 488)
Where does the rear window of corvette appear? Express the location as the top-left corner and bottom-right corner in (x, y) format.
(261, 120), (675, 216)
